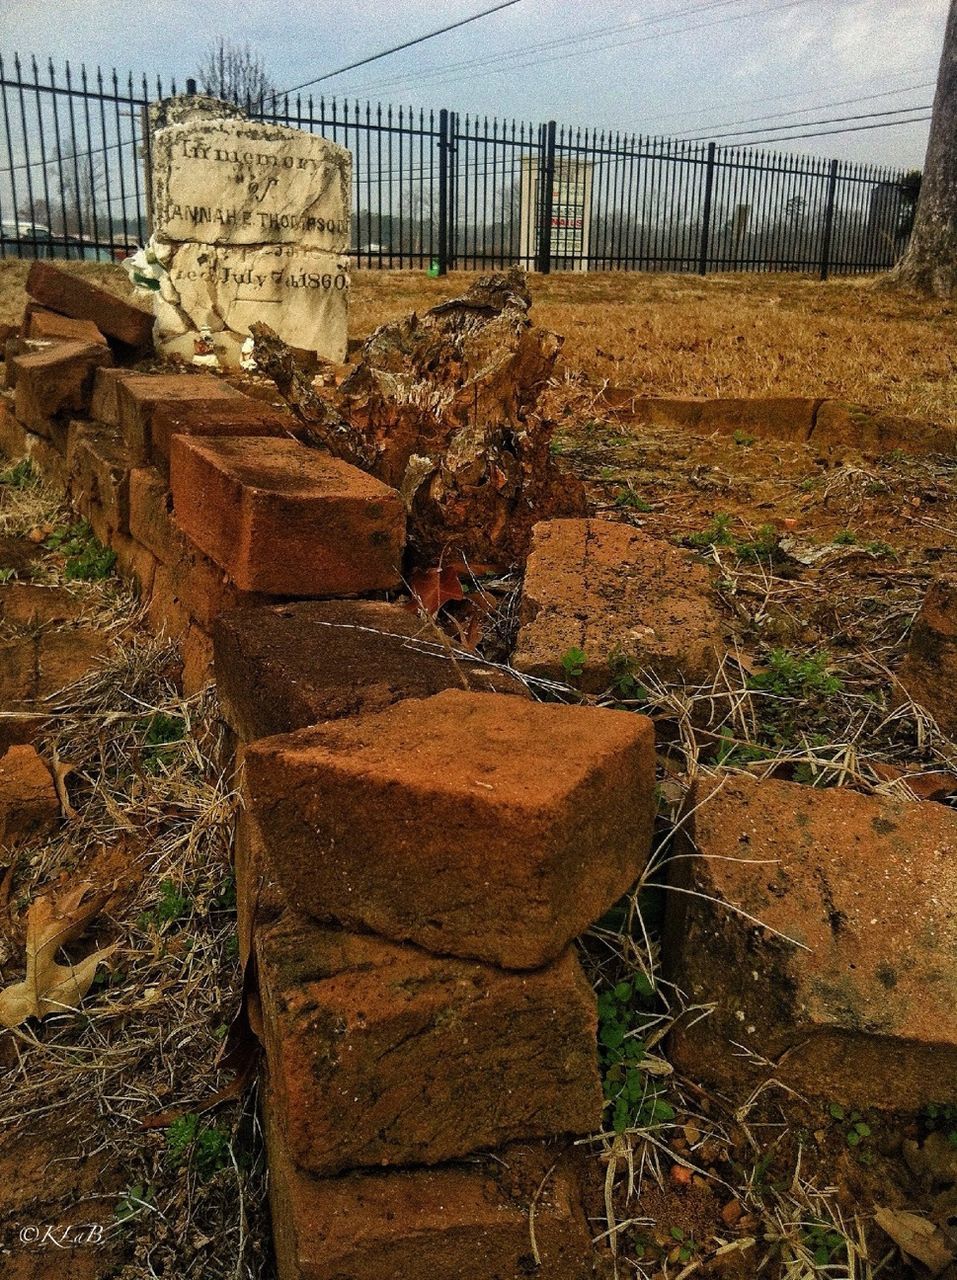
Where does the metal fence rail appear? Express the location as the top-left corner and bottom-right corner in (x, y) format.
(0, 52), (913, 278)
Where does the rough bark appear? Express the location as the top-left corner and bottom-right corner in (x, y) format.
(253, 269), (587, 569)
(886, 0), (957, 296)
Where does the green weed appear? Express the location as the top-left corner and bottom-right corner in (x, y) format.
(0, 458), (37, 488)
(613, 489), (652, 512)
(802, 1219), (847, 1266)
(750, 649), (843, 699)
(561, 646), (587, 680)
(44, 521), (116, 581)
(165, 1114), (231, 1180)
(597, 974), (674, 1135)
(138, 879), (191, 932)
(114, 1182), (155, 1224)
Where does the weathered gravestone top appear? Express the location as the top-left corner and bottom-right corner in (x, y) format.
(149, 98), (351, 367)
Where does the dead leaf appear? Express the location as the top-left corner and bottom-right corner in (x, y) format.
(405, 564), (466, 617)
(0, 883), (115, 1028)
(874, 1206), (955, 1276)
(50, 746), (75, 820)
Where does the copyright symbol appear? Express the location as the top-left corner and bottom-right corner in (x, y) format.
(19, 1226), (39, 1244)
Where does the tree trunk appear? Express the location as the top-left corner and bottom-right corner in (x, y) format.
(887, 0), (957, 296)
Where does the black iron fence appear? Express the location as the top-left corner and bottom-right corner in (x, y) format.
(0, 52), (914, 279)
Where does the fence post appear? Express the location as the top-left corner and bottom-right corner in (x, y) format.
(537, 119), (556, 274)
(448, 112), (459, 270)
(697, 140), (716, 275)
(819, 158), (839, 281)
(437, 108), (449, 275)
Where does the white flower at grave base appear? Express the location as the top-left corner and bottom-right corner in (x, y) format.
(239, 335), (258, 372)
(121, 237), (168, 293)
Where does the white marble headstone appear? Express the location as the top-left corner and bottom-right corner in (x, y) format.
(149, 101), (351, 366)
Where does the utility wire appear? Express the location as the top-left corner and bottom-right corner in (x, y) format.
(640, 66), (934, 127)
(274, 0), (525, 100)
(336, 0), (820, 100)
(738, 114), (932, 146)
(670, 80), (935, 135)
(335, 0), (749, 97)
(691, 103), (932, 143)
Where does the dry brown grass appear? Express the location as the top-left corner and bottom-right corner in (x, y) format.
(2, 258), (954, 425)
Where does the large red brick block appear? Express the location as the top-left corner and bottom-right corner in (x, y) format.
(265, 1103), (595, 1280)
(258, 911), (602, 1175)
(514, 519), (726, 692)
(26, 260), (153, 351)
(68, 423), (132, 537)
(24, 305), (107, 347)
(13, 341), (113, 436)
(128, 467), (261, 628)
(170, 436), (406, 596)
(116, 373), (244, 463)
(894, 573), (957, 736)
(246, 689), (655, 968)
(665, 773), (957, 1109)
(213, 600), (527, 741)
(90, 367), (134, 426)
(150, 398), (293, 469)
(0, 745), (58, 847)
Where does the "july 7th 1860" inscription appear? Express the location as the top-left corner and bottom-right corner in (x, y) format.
(173, 262), (349, 292)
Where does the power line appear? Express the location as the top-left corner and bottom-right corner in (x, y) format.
(640, 66), (935, 127)
(335, 0), (818, 100)
(691, 103), (933, 143)
(738, 114), (932, 146)
(670, 80), (935, 136)
(274, 0), (525, 100)
(335, 0), (749, 98)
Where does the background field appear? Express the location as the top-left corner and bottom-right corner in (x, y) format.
(2, 260), (955, 425)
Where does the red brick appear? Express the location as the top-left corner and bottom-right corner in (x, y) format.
(665, 773), (957, 1110)
(13, 341), (113, 436)
(213, 599), (527, 741)
(129, 467), (262, 628)
(894, 573), (957, 735)
(90, 367), (134, 426)
(26, 260), (153, 351)
(265, 1105), (594, 1280)
(813, 400), (957, 457)
(0, 400), (29, 457)
(116, 373), (244, 463)
(246, 689), (655, 969)
(35, 629), (111, 699)
(180, 623), (214, 696)
(151, 398), (294, 469)
(108, 530), (157, 600)
(258, 912), (601, 1175)
(0, 636), (37, 704)
(602, 391), (819, 444)
(514, 519), (726, 692)
(24, 305), (107, 347)
(145, 563), (192, 640)
(68, 423), (132, 536)
(234, 788), (287, 966)
(171, 436), (406, 596)
(0, 584), (84, 628)
(0, 745), (58, 847)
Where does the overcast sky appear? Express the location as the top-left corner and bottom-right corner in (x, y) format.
(2, 0), (947, 169)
